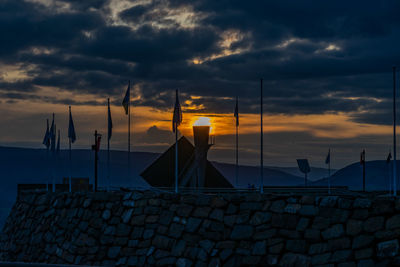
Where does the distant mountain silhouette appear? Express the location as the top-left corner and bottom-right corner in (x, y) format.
(311, 160), (395, 191)
(212, 162), (306, 187)
(267, 166), (337, 181)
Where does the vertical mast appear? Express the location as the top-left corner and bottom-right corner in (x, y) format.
(260, 78), (264, 194)
(236, 94), (239, 188)
(394, 67), (397, 196)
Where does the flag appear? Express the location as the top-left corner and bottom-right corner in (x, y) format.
(122, 81), (130, 115)
(325, 149), (330, 164)
(56, 129), (60, 153)
(50, 114), (56, 152)
(172, 89), (182, 132)
(387, 152), (392, 163)
(42, 119), (50, 148)
(108, 98), (113, 141)
(68, 106), (76, 143)
(360, 150), (365, 165)
(234, 95), (239, 126)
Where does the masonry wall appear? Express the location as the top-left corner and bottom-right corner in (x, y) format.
(1, 191), (400, 266)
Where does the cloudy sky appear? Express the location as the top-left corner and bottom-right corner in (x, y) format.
(1, 0), (400, 168)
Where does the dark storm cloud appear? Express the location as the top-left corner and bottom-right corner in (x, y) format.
(1, 0), (400, 125)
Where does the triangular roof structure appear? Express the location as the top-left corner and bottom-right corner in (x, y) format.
(141, 136), (232, 188)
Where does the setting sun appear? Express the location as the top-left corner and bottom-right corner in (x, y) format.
(193, 117), (211, 126)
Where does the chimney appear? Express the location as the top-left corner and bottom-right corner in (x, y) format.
(193, 125), (212, 188)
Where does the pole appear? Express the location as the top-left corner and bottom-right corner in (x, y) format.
(363, 150), (366, 192)
(175, 125), (178, 193)
(94, 130), (99, 192)
(69, 137), (71, 192)
(236, 111), (239, 188)
(260, 78), (264, 194)
(128, 83), (131, 181)
(46, 146), (50, 191)
(107, 98), (110, 191)
(328, 156), (331, 195)
(394, 66), (397, 196)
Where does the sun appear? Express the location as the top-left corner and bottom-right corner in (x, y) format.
(193, 117), (211, 126)
(193, 117), (213, 134)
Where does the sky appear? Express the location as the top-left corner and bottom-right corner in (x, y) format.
(1, 0), (400, 169)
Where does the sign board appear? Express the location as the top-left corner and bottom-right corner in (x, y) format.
(297, 159), (311, 174)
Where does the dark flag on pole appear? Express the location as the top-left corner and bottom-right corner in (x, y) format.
(172, 89), (182, 132)
(68, 106), (76, 143)
(234, 95), (239, 126)
(108, 98), (113, 141)
(387, 152), (392, 163)
(122, 81), (130, 115)
(43, 119), (51, 148)
(325, 149), (330, 164)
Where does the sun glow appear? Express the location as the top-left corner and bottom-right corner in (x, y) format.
(193, 117), (211, 126)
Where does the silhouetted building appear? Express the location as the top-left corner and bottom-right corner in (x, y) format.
(141, 136), (232, 188)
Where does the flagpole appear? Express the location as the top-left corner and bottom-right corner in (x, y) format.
(236, 106), (239, 188)
(393, 67), (397, 196)
(328, 149), (331, 195)
(128, 81), (131, 184)
(69, 137), (71, 192)
(107, 98), (111, 191)
(175, 125), (178, 193)
(68, 106), (72, 192)
(260, 78), (264, 194)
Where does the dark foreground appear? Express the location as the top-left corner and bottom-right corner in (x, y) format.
(1, 190), (400, 266)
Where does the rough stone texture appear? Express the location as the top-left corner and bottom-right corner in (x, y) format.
(1, 191), (400, 266)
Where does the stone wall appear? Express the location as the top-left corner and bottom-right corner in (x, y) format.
(1, 191), (400, 266)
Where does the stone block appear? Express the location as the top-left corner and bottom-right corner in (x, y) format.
(304, 229), (321, 241)
(311, 252), (331, 265)
(185, 217), (202, 233)
(328, 237), (351, 250)
(363, 216), (384, 233)
(346, 219), (363, 236)
(352, 235), (374, 249)
(321, 224), (344, 240)
(240, 202), (262, 211)
(286, 239), (307, 253)
(231, 225), (254, 240)
(299, 205), (319, 216)
(280, 253), (310, 266)
(107, 246), (121, 259)
(352, 209), (369, 220)
(169, 223), (185, 239)
(331, 249), (352, 263)
(309, 243), (329, 255)
(249, 212), (271, 225)
(176, 205), (193, 217)
(296, 217), (309, 231)
(353, 198), (371, 209)
(210, 196), (228, 208)
(386, 215), (400, 230)
(270, 200), (286, 213)
(193, 207), (211, 218)
(198, 239), (214, 254)
(271, 213), (297, 229)
(377, 239), (399, 257)
(312, 216), (330, 229)
(122, 209), (134, 224)
(354, 248), (373, 260)
(252, 241), (266, 255)
(210, 209), (224, 222)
